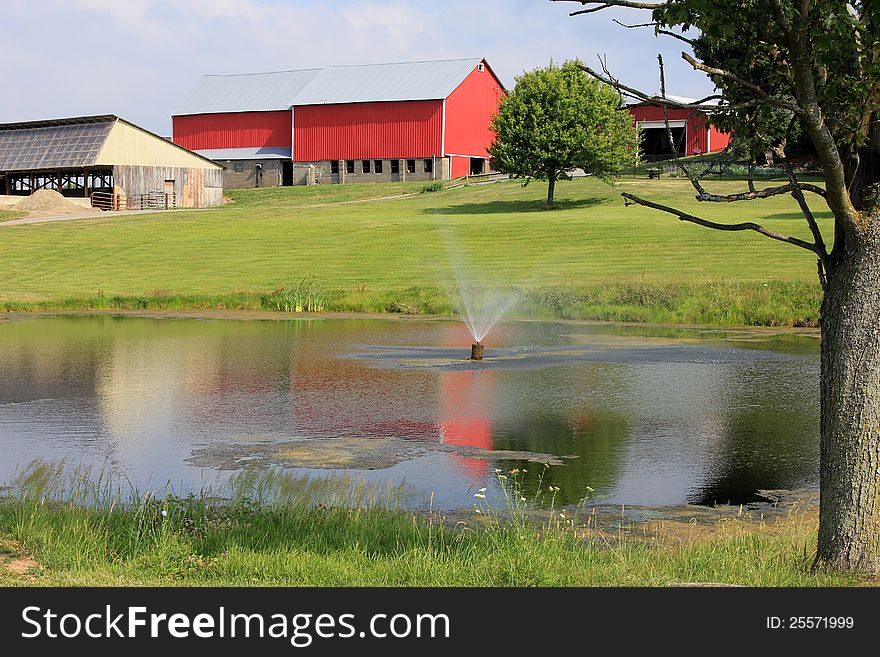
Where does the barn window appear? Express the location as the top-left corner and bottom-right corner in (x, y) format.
(390, 160), (400, 174)
(362, 160), (370, 174)
(331, 160), (340, 174)
(424, 159), (433, 173)
(478, 63), (484, 72)
(346, 160), (355, 174)
(374, 160), (383, 173)
(406, 159), (416, 174)
(233, 162), (244, 173)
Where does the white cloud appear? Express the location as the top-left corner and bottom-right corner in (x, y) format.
(0, 0), (714, 133)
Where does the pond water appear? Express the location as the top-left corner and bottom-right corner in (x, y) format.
(0, 314), (820, 508)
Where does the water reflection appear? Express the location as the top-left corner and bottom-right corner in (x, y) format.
(0, 315), (820, 508)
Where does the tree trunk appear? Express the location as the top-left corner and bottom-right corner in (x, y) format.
(817, 224), (880, 573)
(546, 176), (556, 207)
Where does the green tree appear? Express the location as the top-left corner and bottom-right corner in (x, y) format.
(554, 0), (880, 574)
(488, 60), (638, 206)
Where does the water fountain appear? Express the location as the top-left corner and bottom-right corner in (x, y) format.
(470, 342), (484, 360)
(440, 224), (518, 360)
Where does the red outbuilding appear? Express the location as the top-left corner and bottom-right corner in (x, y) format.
(173, 59), (506, 188)
(627, 96), (731, 161)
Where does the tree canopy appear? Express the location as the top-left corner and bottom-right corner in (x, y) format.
(554, 0), (880, 574)
(488, 60), (638, 206)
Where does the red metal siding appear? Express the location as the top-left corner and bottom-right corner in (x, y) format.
(708, 124), (731, 152)
(628, 104), (730, 155)
(293, 100), (443, 161)
(172, 111), (292, 150)
(450, 156), (471, 178)
(444, 61), (505, 158)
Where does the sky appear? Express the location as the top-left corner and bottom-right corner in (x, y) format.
(0, 0), (714, 135)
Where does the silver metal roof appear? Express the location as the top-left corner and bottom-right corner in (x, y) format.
(196, 147), (292, 160)
(0, 119), (115, 171)
(174, 58), (487, 115)
(292, 59), (484, 106)
(174, 69), (321, 115)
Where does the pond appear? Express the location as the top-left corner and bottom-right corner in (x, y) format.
(0, 314), (820, 508)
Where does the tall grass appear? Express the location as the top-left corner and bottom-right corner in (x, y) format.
(1, 279), (822, 327)
(0, 461), (869, 586)
(261, 276), (327, 312)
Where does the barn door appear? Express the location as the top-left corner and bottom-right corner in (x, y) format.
(164, 180), (175, 209)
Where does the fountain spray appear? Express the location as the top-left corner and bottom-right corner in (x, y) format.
(435, 213), (517, 361)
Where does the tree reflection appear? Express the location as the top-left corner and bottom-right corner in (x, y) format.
(490, 410), (629, 506)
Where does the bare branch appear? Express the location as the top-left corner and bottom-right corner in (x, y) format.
(611, 19), (696, 45)
(621, 192), (823, 254)
(578, 63), (760, 112)
(550, 1), (668, 16)
(817, 259), (828, 291)
(783, 162), (830, 265)
(695, 182), (828, 203)
(656, 54), (706, 194)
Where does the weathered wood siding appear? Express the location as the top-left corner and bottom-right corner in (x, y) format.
(113, 165), (223, 208)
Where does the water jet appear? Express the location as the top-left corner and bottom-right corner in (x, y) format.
(470, 342), (484, 360)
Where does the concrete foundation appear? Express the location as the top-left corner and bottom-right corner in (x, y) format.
(214, 159), (286, 189)
(214, 155), (488, 188)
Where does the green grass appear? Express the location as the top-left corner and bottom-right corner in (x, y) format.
(0, 176), (832, 326)
(0, 209), (24, 223)
(0, 463), (869, 587)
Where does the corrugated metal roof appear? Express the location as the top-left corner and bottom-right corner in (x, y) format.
(628, 94), (721, 107)
(174, 58), (486, 115)
(0, 114), (119, 131)
(196, 147), (292, 160)
(0, 119), (115, 171)
(174, 69), (321, 116)
(293, 59), (483, 106)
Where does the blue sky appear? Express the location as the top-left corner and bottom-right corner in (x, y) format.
(1, 0), (714, 135)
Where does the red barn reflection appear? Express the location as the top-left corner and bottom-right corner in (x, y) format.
(440, 369), (495, 480)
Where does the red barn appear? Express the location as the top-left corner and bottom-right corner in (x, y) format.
(173, 59), (505, 188)
(628, 96), (731, 162)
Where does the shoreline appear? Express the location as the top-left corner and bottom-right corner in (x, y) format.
(0, 307), (821, 337)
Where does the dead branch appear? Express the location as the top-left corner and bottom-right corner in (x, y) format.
(783, 163), (830, 264)
(621, 192), (823, 254)
(694, 182), (828, 203)
(550, 1), (668, 16)
(578, 63), (759, 112)
(611, 19), (696, 45)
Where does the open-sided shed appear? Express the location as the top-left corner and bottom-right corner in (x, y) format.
(0, 115), (223, 208)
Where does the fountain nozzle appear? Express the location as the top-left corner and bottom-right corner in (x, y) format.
(470, 342), (484, 361)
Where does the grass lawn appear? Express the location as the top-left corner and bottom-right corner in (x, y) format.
(0, 176), (831, 325)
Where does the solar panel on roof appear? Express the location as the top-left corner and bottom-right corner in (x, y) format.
(0, 121), (114, 171)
